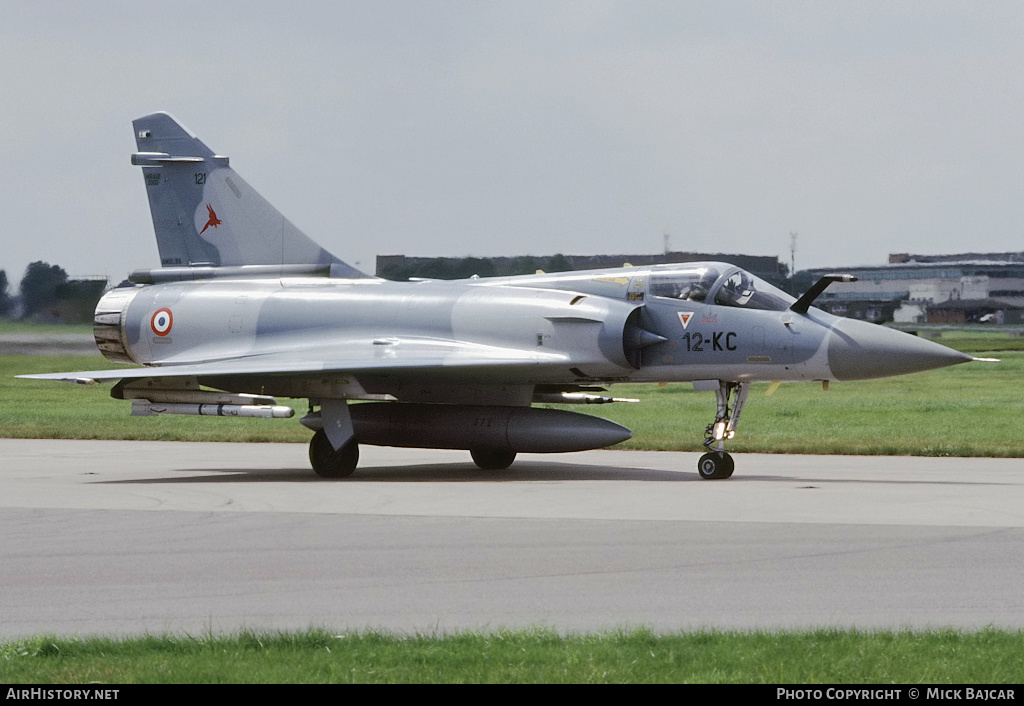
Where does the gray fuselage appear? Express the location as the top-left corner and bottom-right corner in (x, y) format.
(94, 262), (966, 405)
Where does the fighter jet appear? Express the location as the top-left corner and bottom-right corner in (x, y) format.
(20, 113), (983, 479)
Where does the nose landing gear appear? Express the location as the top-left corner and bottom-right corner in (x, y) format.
(698, 381), (750, 479)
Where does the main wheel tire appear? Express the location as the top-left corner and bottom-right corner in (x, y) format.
(309, 429), (359, 478)
(697, 451), (734, 480)
(471, 448), (517, 470)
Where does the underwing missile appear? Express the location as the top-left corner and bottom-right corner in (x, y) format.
(131, 401), (294, 419)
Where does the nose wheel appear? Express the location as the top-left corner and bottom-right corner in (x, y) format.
(698, 381), (749, 480)
(697, 451), (734, 479)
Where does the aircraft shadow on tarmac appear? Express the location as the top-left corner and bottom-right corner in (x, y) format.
(96, 463), (1013, 487)
(98, 461), (712, 484)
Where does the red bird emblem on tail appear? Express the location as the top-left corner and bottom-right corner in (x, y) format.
(199, 204), (223, 235)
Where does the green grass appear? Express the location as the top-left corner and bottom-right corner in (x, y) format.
(901, 327), (1024, 354)
(0, 320), (93, 335)
(594, 353), (1024, 456)
(2, 327), (1021, 457)
(2, 628), (1022, 684)
(0, 354), (306, 443)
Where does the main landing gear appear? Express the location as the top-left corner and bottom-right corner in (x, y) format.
(309, 428), (359, 478)
(697, 381), (750, 480)
(471, 449), (517, 470)
(309, 432), (518, 476)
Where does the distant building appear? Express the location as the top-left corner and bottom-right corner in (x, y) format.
(564, 252), (787, 284)
(925, 298), (1024, 325)
(811, 252), (1024, 324)
(377, 252), (788, 286)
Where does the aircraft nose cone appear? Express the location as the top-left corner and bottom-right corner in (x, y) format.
(827, 318), (973, 381)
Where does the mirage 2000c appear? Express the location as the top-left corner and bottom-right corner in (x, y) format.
(21, 113), (984, 479)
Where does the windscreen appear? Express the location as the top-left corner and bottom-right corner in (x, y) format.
(649, 264), (794, 311)
(713, 269), (795, 311)
(648, 266), (721, 303)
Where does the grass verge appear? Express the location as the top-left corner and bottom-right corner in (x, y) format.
(4, 349), (1022, 457)
(2, 628), (1022, 684)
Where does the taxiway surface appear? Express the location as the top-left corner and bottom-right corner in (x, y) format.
(1, 438), (1022, 638)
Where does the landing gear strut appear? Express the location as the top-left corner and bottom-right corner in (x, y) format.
(698, 381), (750, 480)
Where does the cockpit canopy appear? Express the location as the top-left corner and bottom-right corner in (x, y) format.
(648, 263), (794, 312)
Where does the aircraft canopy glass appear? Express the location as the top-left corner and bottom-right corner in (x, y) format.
(650, 264), (795, 312)
(648, 266), (721, 303)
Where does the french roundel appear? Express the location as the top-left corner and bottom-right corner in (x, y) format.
(151, 308), (173, 336)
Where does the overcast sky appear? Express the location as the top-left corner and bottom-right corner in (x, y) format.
(2, 0), (1023, 283)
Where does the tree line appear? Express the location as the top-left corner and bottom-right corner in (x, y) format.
(0, 262), (107, 323)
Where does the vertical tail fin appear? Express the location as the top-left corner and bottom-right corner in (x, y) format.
(131, 112), (366, 277)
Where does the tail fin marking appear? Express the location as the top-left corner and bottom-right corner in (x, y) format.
(131, 112), (366, 277)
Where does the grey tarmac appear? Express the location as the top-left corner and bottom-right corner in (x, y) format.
(1, 438), (1022, 638)
(0, 333), (95, 356)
